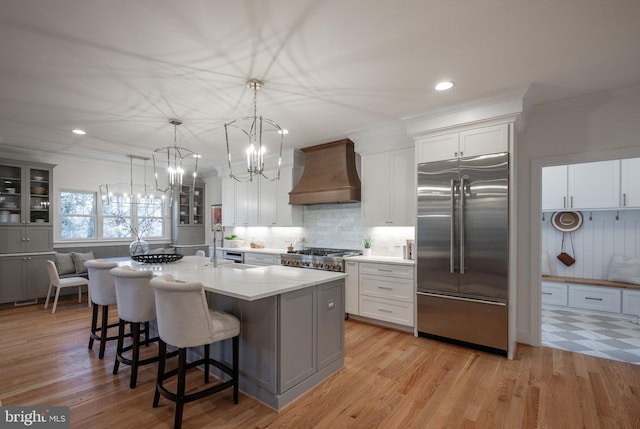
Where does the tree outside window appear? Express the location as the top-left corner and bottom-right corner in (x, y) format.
(60, 191), (96, 239)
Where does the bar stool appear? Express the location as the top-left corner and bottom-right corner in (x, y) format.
(85, 259), (120, 359)
(110, 266), (158, 389)
(150, 274), (240, 429)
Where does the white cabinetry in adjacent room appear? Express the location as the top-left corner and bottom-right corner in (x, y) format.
(416, 123), (508, 164)
(542, 160), (620, 210)
(361, 147), (414, 226)
(621, 157), (640, 208)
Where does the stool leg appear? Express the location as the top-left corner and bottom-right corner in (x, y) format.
(144, 321), (151, 346)
(175, 347), (187, 429)
(130, 322), (140, 389)
(88, 303), (99, 350)
(98, 305), (109, 359)
(233, 335), (239, 404)
(113, 319), (125, 375)
(204, 344), (210, 383)
(153, 340), (166, 408)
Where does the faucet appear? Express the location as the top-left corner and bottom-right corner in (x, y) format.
(212, 223), (223, 267)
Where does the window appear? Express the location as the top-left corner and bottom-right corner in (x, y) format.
(60, 191), (96, 239)
(102, 194), (165, 240)
(59, 190), (165, 241)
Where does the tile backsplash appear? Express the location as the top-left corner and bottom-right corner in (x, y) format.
(227, 203), (415, 257)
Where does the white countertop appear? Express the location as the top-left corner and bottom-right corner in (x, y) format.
(118, 256), (346, 301)
(345, 255), (415, 265)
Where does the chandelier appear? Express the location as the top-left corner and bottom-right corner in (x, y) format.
(153, 118), (200, 197)
(224, 78), (284, 182)
(100, 155), (165, 208)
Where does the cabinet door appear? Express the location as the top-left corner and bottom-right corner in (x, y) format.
(389, 148), (415, 226)
(459, 123), (508, 158)
(344, 260), (359, 315)
(361, 152), (391, 226)
(621, 158), (640, 208)
(542, 165), (568, 211)
(0, 226), (25, 253)
(235, 181), (249, 226)
(279, 287), (316, 393)
(221, 178), (235, 226)
(276, 168), (302, 226)
(259, 177), (277, 226)
(317, 280), (344, 370)
(568, 160), (620, 209)
(28, 166), (52, 224)
(25, 226), (53, 252)
(0, 256), (26, 303)
(416, 132), (459, 164)
(192, 185), (204, 226)
(26, 254), (54, 299)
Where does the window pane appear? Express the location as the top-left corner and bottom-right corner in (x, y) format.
(61, 216), (95, 239)
(103, 216), (132, 239)
(139, 217), (163, 238)
(60, 191), (96, 239)
(103, 195), (131, 217)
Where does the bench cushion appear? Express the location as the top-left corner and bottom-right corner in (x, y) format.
(608, 255), (640, 285)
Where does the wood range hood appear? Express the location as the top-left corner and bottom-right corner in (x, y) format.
(289, 139), (361, 205)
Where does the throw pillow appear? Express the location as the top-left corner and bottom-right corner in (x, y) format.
(55, 253), (76, 275)
(607, 255), (640, 285)
(71, 251), (95, 274)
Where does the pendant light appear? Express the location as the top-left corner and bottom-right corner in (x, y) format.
(224, 78), (284, 182)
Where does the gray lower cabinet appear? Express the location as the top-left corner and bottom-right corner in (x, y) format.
(205, 279), (345, 409)
(176, 225), (205, 246)
(0, 253), (53, 303)
(0, 225), (53, 253)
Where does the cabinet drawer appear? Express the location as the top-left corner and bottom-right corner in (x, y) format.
(358, 262), (413, 279)
(541, 282), (567, 306)
(359, 295), (413, 326)
(623, 289), (640, 315)
(360, 274), (413, 302)
(568, 284), (621, 313)
(244, 253), (275, 265)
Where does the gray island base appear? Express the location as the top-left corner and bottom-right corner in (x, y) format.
(120, 256), (346, 410)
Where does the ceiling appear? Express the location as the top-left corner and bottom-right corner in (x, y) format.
(1, 0), (639, 174)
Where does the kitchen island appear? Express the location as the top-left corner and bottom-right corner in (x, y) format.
(119, 256), (347, 410)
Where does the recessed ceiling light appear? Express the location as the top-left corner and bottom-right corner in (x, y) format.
(72, 129), (86, 135)
(435, 81), (454, 91)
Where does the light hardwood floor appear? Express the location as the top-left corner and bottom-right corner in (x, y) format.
(2, 296), (640, 428)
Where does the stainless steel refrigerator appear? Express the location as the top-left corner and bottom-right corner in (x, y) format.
(416, 152), (509, 355)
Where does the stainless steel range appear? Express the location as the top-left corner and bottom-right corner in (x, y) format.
(280, 248), (362, 272)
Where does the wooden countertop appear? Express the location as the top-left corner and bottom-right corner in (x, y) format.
(542, 275), (640, 291)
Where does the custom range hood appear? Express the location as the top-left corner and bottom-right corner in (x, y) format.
(289, 139), (361, 205)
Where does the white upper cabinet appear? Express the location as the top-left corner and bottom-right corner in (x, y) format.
(221, 167), (302, 227)
(362, 147), (415, 226)
(541, 165), (568, 211)
(568, 160), (619, 209)
(416, 124), (508, 164)
(542, 160), (620, 211)
(621, 157), (640, 208)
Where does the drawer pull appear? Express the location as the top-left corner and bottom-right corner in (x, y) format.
(377, 269), (393, 272)
(377, 308), (393, 313)
(585, 297), (603, 301)
(542, 292), (552, 295)
(377, 286), (393, 290)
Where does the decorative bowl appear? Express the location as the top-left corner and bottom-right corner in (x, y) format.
(229, 239), (244, 248)
(33, 176), (44, 181)
(131, 254), (184, 264)
(31, 186), (46, 195)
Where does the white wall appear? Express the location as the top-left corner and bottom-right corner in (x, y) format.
(516, 85), (640, 345)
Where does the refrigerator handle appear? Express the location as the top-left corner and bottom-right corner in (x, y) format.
(450, 179), (456, 274)
(459, 177), (466, 274)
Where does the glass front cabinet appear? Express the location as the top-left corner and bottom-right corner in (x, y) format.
(172, 182), (205, 245)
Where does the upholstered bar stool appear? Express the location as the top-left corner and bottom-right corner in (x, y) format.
(110, 266), (158, 389)
(85, 259), (120, 359)
(150, 274), (240, 429)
